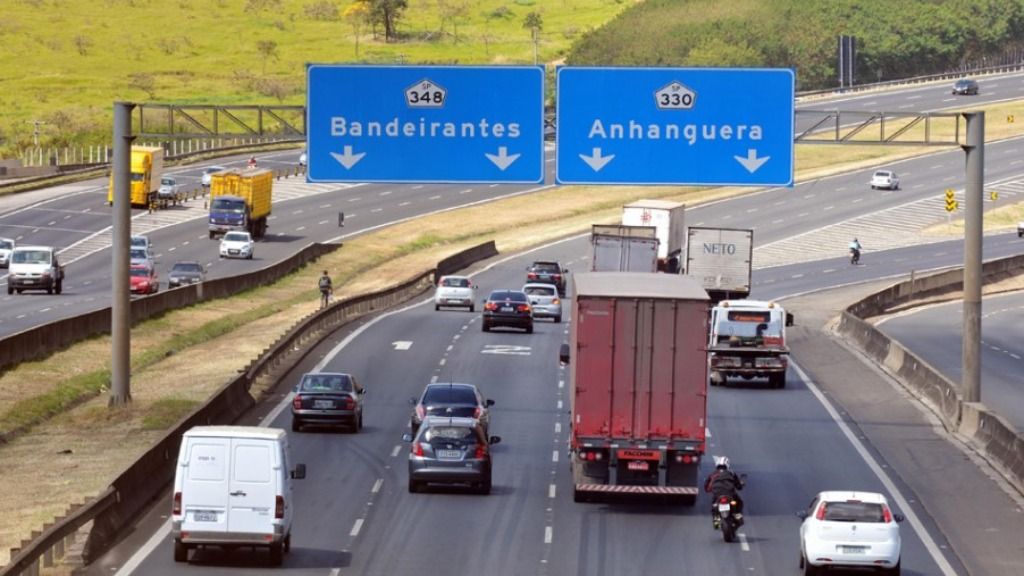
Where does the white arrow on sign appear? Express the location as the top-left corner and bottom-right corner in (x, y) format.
(579, 148), (615, 172)
(331, 146), (366, 169)
(481, 344), (531, 356)
(485, 147), (521, 171)
(392, 341), (413, 351)
(734, 149), (770, 173)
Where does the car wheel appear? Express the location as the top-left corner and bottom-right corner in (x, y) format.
(56, 280), (63, 295)
(6, 285), (11, 295)
(435, 304), (440, 311)
(247, 253), (253, 260)
(802, 553), (818, 575)
(283, 533), (291, 554)
(554, 315), (562, 323)
(526, 323), (534, 334)
(291, 418), (301, 432)
(358, 412), (363, 431)
(885, 559), (901, 575)
(477, 474), (492, 495)
(268, 542), (283, 566)
(174, 540), (188, 563)
(408, 478), (421, 493)
(47, 285), (53, 295)
(15, 289), (22, 294)
(482, 322), (490, 332)
(469, 304), (475, 313)
(208, 231), (215, 240)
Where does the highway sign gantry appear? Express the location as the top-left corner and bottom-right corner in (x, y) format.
(555, 67), (795, 187)
(307, 65), (545, 183)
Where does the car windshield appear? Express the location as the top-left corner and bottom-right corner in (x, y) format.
(490, 291), (527, 302)
(172, 263), (202, 273)
(441, 277), (470, 288)
(130, 249), (148, 260)
(821, 501), (886, 523)
(130, 268), (151, 278)
(532, 262), (560, 272)
(12, 250), (49, 264)
(300, 374), (352, 392)
(223, 232), (249, 242)
(524, 286), (555, 296)
(423, 386), (478, 405)
(161, 177), (174, 186)
(423, 426), (476, 442)
(211, 197), (246, 212)
(0, 240), (12, 250)
(130, 237), (147, 248)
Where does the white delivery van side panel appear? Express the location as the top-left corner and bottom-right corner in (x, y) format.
(228, 439), (279, 535)
(179, 438), (231, 534)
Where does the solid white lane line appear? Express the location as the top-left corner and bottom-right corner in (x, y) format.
(790, 361), (959, 576)
(350, 519), (364, 537)
(372, 479), (383, 494)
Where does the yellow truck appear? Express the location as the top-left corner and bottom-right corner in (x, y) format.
(107, 146), (164, 207)
(207, 168), (273, 239)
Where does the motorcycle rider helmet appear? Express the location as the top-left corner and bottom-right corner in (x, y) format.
(714, 456), (730, 470)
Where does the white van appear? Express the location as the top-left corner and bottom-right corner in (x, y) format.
(171, 426), (306, 566)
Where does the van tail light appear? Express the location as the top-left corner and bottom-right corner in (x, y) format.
(475, 444), (488, 459)
(882, 504), (893, 523)
(275, 496), (284, 519)
(413, 442), (424, 457)
(816, 503), (827, 520)
(172, 491), (182, 516)
(292, 395), (303, 410)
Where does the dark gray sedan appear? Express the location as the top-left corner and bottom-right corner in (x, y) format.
(167, 261), (206, 288)
(409, 382), (494, 437)
(291, 372), (365, 432)
(403, 416), (501, 494)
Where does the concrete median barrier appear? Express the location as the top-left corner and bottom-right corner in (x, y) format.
(836, 253), (1024, 495)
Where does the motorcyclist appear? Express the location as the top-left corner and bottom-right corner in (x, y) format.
(247, 155), (258, 169)
(704, 456), (745, 529)
(848, 237), (862, 264)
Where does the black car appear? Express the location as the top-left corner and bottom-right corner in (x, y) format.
(952, 78), (979, 95)
(482, 289), (533, 333)
(291, 372), (365, 432)
(167, 261), (206, 288)
(526, 261), (568, 296)
(410, 382), (494, 437)
(403, 416), (501, 494)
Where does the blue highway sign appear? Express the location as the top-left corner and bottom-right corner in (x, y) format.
(556, 67), (794, 186)
(307, 65), (545, 183)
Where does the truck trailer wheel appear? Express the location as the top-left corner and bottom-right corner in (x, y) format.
(769, 373), (786, 389)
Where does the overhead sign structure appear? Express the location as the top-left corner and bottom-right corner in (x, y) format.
(307, 65), (545, 184)
(556, 67), (795, 186)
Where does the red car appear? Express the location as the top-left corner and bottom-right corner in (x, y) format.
(130, 264), (159, 294)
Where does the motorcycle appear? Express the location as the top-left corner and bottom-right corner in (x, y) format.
(849, 247), (861, 265)
(714, 495), (744, 542)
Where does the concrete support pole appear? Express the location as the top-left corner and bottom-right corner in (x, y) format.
(110, 102), (135, 406)
(962, 112), (984, 403)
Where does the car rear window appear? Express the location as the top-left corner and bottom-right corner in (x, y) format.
(532, 262), (560, 272)
(300, 374), (353, 392)
(442, 277), (470, 288)
(424, 426), (479, 443)
(173, 263), (202, 273)
(821, 501), (886, 523)
(423, 386), (477, 404)
(524, 286), (555, 296)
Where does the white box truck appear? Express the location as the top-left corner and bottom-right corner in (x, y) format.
(622, 200), (685, 273)
(590, 224), (659, 272)
(171, 426), (306, 566)
(686, 226), (754, 303)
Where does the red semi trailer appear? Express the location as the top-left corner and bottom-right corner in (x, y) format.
(559, 272), (710, 504)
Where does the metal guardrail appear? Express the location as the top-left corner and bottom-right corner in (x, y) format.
(0, 241), (499, 575)
(796, 61), (1024, 99)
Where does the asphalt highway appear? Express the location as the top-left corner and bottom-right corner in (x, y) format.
(877, 288), (1024, 431)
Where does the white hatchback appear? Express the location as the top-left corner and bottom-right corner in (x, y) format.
(869, 170), (900, 190)
(798, 491), (903, 575)
(219, 231), (254, 260)
(434, 275), (477, 311)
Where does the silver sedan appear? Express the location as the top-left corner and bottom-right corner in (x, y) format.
(523, 282), (562, 323)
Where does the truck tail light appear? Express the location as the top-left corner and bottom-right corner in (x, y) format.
(172, 491), (182, 515)
(275, 496), (284, 519)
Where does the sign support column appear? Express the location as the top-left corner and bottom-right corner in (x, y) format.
(110, 102), (134, 406)
(962, 112), (983, 403)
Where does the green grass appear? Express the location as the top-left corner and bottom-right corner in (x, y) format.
(0, 0), (629, 152)
(142, 398), (201, 430)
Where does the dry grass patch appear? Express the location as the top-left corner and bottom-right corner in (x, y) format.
(922, 202), (1024, 236)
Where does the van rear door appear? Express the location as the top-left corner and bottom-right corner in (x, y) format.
(227, 439), (278, 535)
(180, 437), (230, 534)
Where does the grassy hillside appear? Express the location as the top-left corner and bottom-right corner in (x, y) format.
(0, 0), (630, 153)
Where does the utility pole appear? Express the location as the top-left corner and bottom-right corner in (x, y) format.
(962, 112), (984, 403)
(24, 120), (47, 147)
(110, 102), (135, 406)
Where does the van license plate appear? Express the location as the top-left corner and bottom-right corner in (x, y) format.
(314, 400), (334, 409)
(627, 461), (649, 471)
(194, 511), (217, 522)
